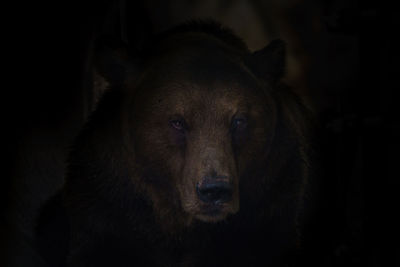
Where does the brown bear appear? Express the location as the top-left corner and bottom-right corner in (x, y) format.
(37, 21), (312, 267)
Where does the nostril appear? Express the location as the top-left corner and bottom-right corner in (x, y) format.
(196, 181), (233, 204)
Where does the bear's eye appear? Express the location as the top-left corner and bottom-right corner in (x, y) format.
(231, 117), (247, 131)
(169, 118), (186, 132)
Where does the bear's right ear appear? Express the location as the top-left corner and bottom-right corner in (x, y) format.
(246, 39), (286, 83)
(94, 36), (138, 86)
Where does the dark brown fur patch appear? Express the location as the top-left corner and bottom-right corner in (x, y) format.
(38, 21), (312, 267)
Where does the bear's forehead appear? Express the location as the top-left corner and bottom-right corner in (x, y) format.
(130, 32), (268, 119)
(159, 82), (250, 112)
(133, 78), (264, 127)
(138, 43), (261, 100)
(135, 74), (261, 114)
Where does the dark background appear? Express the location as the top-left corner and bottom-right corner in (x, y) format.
(3, 0), (398, 266)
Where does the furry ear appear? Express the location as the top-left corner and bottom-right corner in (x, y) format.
(246, 39), (286, 83)
(94, 36), (136, 86)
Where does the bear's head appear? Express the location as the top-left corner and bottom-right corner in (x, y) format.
(88, 22), (292, 228)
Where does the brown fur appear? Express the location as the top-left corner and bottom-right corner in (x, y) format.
(38, 21), (312, 267)
(119, 34), (279, 227)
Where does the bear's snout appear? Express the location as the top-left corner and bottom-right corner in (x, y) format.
(196, 179), (233, 204)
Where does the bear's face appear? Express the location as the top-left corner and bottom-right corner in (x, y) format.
(123, 34), (277, 224)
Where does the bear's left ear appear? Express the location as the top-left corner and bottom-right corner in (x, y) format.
(246, 39), (286, 83)
(94, 36), (139, 86)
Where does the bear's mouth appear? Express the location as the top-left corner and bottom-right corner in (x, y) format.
(201, 203), (225, 216)
(194, 202), (237, 222)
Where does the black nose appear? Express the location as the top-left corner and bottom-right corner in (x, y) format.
(196, 181), (233, 204)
